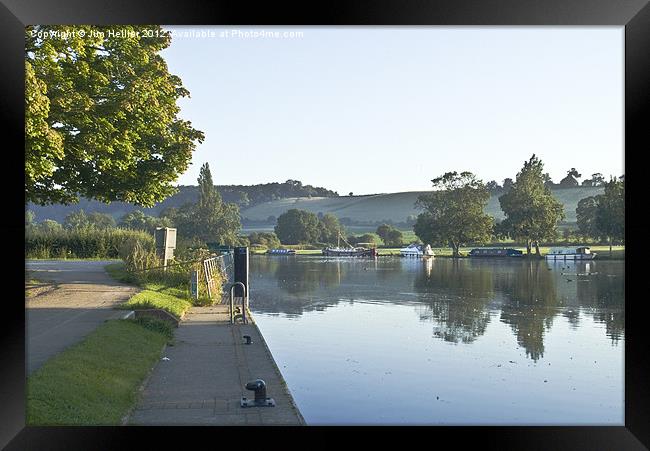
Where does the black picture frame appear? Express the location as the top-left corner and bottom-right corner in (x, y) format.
(2, 0), (647, 449)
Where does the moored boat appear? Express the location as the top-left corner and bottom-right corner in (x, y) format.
(545, 246), (596, 260)
(469, 248), (523, 257)
(266, 248), (296, 255)
(399, 243), (434, 258)
(322, 247), (377, 257)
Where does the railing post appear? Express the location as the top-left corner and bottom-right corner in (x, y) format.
(229, 282), (247, 325)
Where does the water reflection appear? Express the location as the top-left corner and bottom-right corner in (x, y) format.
(414, 259), (494, 344)
(249, 256), (624, 359)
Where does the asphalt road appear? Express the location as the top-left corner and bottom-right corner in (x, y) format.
(25, 260), (139, 375)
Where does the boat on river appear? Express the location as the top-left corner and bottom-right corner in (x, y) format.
(266, 249), (296, 255)
(322, 230), (377, 257)
(545, 247), (596, 260)
(399, 244), (434, 258)
(322, 247), (377, 257)
(469, 248), (523, 258)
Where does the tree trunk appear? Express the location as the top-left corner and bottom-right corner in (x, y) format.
(451, 241), (459, 258)
(534, 240), (540, 256)
(526, 240), (531, 255)
(609, 236), (612, 257)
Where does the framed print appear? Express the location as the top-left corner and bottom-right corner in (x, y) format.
(2, 0), (648, 449)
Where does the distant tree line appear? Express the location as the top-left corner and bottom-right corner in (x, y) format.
(485, 169), (613, 194)
(413, 155), (624, 257)
(27, 163), (245, 249)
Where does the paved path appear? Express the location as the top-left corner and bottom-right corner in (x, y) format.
(25, 260), (139, 375)
(129, 306), (304, 425)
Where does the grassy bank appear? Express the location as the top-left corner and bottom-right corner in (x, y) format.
(27, 318), (171, 425)
(105, 262), (194, 318)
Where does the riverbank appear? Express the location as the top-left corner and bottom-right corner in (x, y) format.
(128, 305), (304, 425)
(103, 261), (304, 425)
(252, 245), (624, 260)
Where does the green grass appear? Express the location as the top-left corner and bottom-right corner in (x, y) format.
(105, 262), (194, 317)
(27, 319), (169, 425)
(105, 262), (135, 283)
(117, 289), (192, 319)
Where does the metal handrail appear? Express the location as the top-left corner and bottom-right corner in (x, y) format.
(229, 282), (247, 325)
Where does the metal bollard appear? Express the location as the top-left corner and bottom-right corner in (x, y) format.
(241, 379), (275, 407)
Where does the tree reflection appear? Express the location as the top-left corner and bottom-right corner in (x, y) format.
(575, 263), (625, 342)
(250, 256), (625, 355)
(414, 259), (494, 344)
(497, 260), (559, 361)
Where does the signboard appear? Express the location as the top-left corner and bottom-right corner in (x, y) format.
(155, 227), (177, 265)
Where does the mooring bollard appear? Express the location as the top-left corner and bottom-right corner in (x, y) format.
(241, 379), (275, 407)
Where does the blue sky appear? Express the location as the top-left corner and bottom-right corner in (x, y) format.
(161, 26), (623, 195)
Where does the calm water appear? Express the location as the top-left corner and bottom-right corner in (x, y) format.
(248, 256), (624, 425)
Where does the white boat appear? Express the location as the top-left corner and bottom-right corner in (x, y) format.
(545, 246), (596, 260)
(399, 244), (434, 258)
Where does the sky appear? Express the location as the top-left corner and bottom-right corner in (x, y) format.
(161, 26), (624, 195)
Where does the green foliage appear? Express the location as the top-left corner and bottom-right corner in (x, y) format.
(347, 233), (379, 246)
(576, 196), (599, 238)
(25, 25), (204, 206)
(173, 163), (241, 245)
(498, 155), (565, 254)
(582, 173), (605, 187)
(36, 219), (63, 233)
(25, 227), (153, 259)
(26, 210), (36, 226)
(248, 231), (281, 248)
(118, 235), (159, 272)
(274, 209), (321, 245)
(318, 213), (345, 244)
(63, 209), (90, 229)
(118, 210), (171, 233)
(27, 319), (168, 425)
(414, 171), (494, 257)
(376, 224), (403, 246)
(595, 177), (624, 249)
(87, 212), (116, 229)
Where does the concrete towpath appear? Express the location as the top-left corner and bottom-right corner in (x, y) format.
(25, 260), (138, 375)
(128, 305), (304, 425)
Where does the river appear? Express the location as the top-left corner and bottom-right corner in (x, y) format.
(248, 255), (624, 425)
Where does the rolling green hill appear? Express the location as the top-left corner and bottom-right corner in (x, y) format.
(241, 187), (605, 226)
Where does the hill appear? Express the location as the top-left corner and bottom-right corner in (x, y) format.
(27, 181), (338, 223)
(28, 186), (605, 229)
(240, 187), (605, 226)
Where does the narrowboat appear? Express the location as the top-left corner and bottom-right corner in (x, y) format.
(266, 249), (296, 255)
(545, 247), (596, 260)
(468, 248), (523, 257)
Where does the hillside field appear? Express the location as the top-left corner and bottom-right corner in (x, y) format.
(241, 187), (604, 226)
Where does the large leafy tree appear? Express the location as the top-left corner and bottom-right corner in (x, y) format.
(274, 209), (321, 245)
(576, 196), (600, 239)
(25, 25), (204, 206)
(375, 223), (403, 247)
(499, 155), (565, 255)
(318, 213), (345, 245)
(595, 177), (625, 255)
(414, 171), (494, 257)
(173, 163), (241, 245)
(118, 210), (171, 233)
